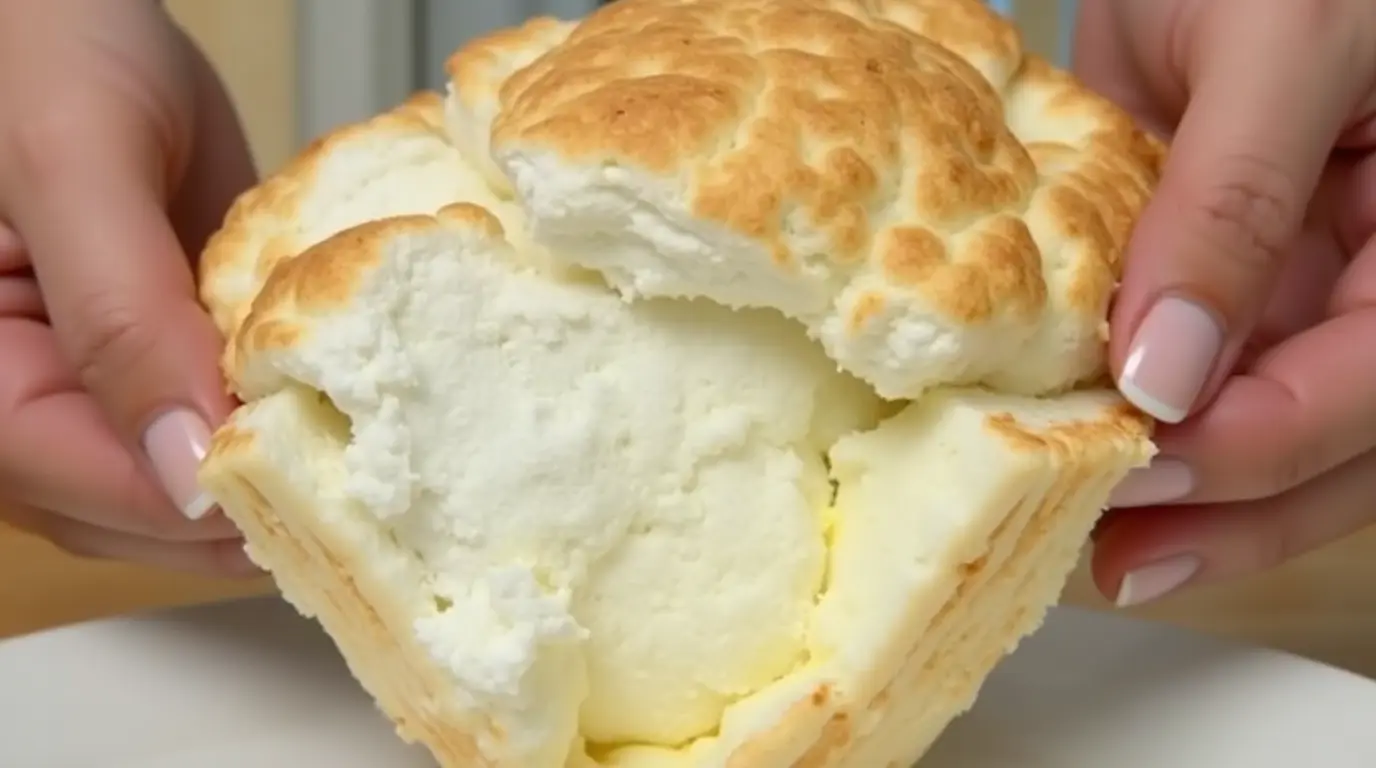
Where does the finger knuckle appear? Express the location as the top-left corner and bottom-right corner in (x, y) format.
(69, 297), (160, 394)
(2, 105), (90, 192)
(1190, 155), (1300, 273)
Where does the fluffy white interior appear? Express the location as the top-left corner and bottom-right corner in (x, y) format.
(493, 150), (1087, 402)
(266, 222), (889, 755)
(221, 69), (1148, 763)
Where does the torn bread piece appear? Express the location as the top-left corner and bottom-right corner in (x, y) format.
(198, 91), (535, 348)
(198, 0), (1162, 766)
(201, 208), (1151, 768)
(460, 0), (1164, 400)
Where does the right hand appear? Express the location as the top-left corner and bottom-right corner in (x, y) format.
(0, 0), (260, 576)
(1074, 0), (1376, 605)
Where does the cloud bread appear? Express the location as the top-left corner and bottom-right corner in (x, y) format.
(203, 288), (1150, 767)
(197, 1), (1161, 766)
(459, 0), (1164, 399)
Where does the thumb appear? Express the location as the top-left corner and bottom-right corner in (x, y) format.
(0, 100), (232, 521)
(1111, 2), (1374, 423)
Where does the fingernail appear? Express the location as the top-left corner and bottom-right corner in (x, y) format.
(1108, 458), (1194, 507)
(1118, 296), (1223, 423)
(142, 409), (217, 520)
(1115, 554), (1201, 607)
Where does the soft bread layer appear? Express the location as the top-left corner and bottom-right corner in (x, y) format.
(202, 199), (1153, 767)
(446, 0), (1164, 400)
(197, 91), (537, 348)
(202, 340), (1150, 767)
(216, 207), (891, 761)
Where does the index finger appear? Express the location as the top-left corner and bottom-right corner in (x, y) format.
(0, 95), (234, 520)
(1146, 304), (1376, 507)
(1111, 0), (1376, 423)
(1108, 226), (1376, 511)
(0, 318), (238, 540)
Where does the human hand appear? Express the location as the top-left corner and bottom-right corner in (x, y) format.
(0, 0), (259, 576)
(1073, 0), (1376, 605)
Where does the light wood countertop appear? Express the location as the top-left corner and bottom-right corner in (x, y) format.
(1064, 526), (1376, 678)
(5, 520), (1376, 680)
(0, 524), (270, 637)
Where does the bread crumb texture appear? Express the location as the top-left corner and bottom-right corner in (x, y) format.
(197, 1), (1162, 766)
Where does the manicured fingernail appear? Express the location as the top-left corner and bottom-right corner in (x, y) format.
(1109, 458), (1194, 507)
(1115, 554), (1201, 607)
(142, 409), (216, 520)
(1118, 296), (1223, 423)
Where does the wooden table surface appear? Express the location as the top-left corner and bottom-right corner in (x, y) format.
(4, 519), (1375, 679)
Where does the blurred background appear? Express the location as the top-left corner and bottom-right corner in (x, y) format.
(152, 0), (1083, 174)
(2, 0), (1373, 681)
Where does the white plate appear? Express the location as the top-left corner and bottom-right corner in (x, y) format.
(2, 597), (1374, 767)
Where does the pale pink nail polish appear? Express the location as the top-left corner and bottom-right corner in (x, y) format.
(1115, 555), (1201, 607)
(142, 409), (216, 520)
(1109, 459), (1194, 508)
(1118, 296), (1223, 423)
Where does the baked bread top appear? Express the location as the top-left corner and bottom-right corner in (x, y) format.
(446, 0), (1163, 399)
(199, 93), (542, 352)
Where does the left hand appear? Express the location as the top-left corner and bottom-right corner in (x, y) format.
(0, 0), (258, 576)
(1073, 0), (1376, 606)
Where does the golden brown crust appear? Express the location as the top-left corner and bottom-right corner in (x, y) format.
(467, 0), (1163, 395)
(985, 399), (1155, 454)
(444, 15), (573, 103)
(199, 91), (449, 340)
(225, 204), (505, 400)
(492, 0), (1161, 298)
(198, 90), (518, 393)
(240, 203), (503, 345)
(442, 16), (577, 193)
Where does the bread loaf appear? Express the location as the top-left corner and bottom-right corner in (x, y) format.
(197, 2), (1162, 765)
